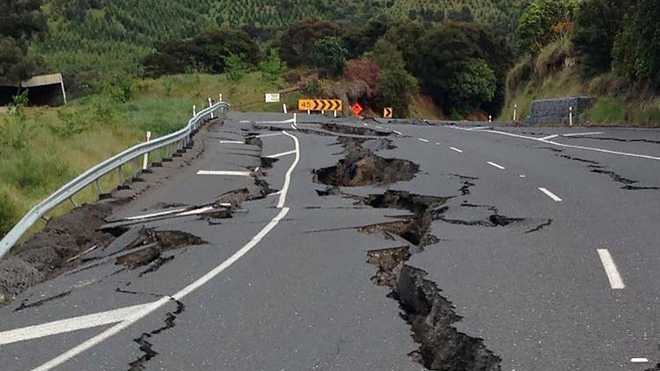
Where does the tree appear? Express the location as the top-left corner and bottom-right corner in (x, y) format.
(515, 0), (577, 53)
(311, 37), (348, 77)
(446, 59), (497, 114)
(573, 0), (629, 76)
(279, 19), (341, 67)
(613, 0), (660, 89)
(371, 39), (418, 118)
(0, 0), (47, 84)
(224, 53), (249, 81)
(259, 49), (284, 81)
(410, 23), (507, 115)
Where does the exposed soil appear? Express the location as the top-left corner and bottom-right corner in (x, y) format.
(368, 246), (501, 371)
(315, 138), (419, 187)
(114, 229), (206, 275)
(320, 123), (391, 137)
(0, 203), (114, 304)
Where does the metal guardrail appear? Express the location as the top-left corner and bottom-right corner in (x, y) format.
(0, 101), (230, 258)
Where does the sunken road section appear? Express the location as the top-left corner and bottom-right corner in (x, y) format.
(313, 133), (502, 370)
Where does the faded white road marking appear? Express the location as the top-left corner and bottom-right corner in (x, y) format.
(520, 174), (527, 178)
(538, 187), (563, 202)
(597, 249), (625, 290)
(33, 132), (303, 371)
(562, 131), (604, 137)
(541, 135), (559, 140)
(266, 150), (296, 159)
(0, 304), (151, 346)
(219, 140), (244, 144)
(450, 147), (463, 153)
(197, 170), (252, 177)
(418, 138), (430, 143)
(484, 130), (660, 161)
(256, 118), (295, 125)
(256, 133), (284, 138)
(487, 161), (506, 170)
(467, 126), (490, 131)
(393, 130), (403, 136)
(239, 120), (251, 124)
(631, 358), (649, 363)
(125, 208), (187, 221)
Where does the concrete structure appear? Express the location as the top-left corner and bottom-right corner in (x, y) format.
(526, 96), (593, 126)
(0, 73), (67, 107)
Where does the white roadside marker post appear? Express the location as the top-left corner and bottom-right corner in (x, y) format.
(283, 104), (288, 114)
(193, 105), (196, 116)
(569, 106), (574, 127)
(513, 104), (518, 122)
(334, 110), (337, 118)
(489, 115), (492, 123)
(142, 131), (152, 170)
(208, 98), (214, 119)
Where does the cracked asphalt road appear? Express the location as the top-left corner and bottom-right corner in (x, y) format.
(0, 112), (659, 370)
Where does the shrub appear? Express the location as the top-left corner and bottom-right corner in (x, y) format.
(0, 191), (17, 237)
(259, 49), (283, 82)
(225, 53), (250, 81)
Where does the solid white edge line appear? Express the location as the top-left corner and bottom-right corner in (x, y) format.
(197, 170), (252, 177)
(597, 249), (626, 290)
(417, 138), (430, 143)
(266, 150), (296, 159)
(450, 147), (463, 153)
(538, 187), (563, 202)
(277, 131), (300, 209)
(487, 161), (506, 170)
(630, 358), (649, 363)
(541, 135), (559, 140)
(485, 130), (660, 161)
(0, 303), (152, 346)
(467, 126), (490, 131)
(32, 129), (303, 371)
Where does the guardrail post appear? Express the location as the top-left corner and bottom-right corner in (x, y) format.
(95, 179), (102, 198)
(209, 98), (214, 119)
(142, 131), (152, 170)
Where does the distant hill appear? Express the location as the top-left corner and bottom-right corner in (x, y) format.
(38, 0), (529, 83)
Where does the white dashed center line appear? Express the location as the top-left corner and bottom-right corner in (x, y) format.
(487, 161), (506, 170)
(418, 138), (430, 143)
(449, 147), (463, 153)
(597, 249), (626, 290)
(631, 358), (649, 364)
(538, 187), (563, 202)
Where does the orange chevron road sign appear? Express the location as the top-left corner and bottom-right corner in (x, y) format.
(298, 99), (342, 112)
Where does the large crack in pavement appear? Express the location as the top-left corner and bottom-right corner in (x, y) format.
(128, 298), (185, 371)
(543, 148), (660, 191)
(314, 136), (502, 370)
(315, 138), (418, 187)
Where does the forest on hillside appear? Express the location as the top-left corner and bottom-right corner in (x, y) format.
(2, 0), (660, 119)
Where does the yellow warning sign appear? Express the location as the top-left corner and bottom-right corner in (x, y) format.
(384, 107), (393, 118)
(298, 99), (342, 112)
